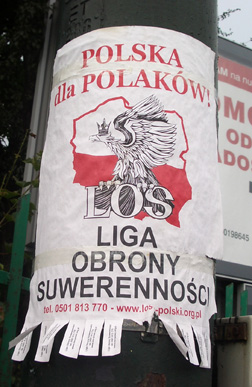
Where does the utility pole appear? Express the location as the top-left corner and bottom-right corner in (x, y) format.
(20, 1), (219, 386)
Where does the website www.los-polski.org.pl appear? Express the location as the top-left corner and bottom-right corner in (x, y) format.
(116, 304), (202, 320)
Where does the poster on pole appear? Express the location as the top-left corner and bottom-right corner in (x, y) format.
(11, 26), (222, 367)
(218, 56), (252, 266)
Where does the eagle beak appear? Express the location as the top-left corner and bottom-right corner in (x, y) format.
(89, 134), (100, 142)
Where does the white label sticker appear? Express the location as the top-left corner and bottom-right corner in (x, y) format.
(11, 327), (35, 362)
(193, 325), (210, 368)
(202, 326), (211, 368)
(35, 321), (54, 362)
(59, 320), (86, 358)
(79, 320), (104, 356)
(177, 323), (199, 366)
(102, 320), (123, 356)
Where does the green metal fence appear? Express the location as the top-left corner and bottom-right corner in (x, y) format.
(0, 194), (31, 387)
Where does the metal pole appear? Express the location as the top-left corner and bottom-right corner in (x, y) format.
(56, 0), (217, 52)
(20, 1), (218, 385)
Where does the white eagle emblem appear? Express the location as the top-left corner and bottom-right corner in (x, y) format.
(90, 95), (177, 217)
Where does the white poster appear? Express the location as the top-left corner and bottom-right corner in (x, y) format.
(12, 26), (222, 367)
(218, 56), (252, 266)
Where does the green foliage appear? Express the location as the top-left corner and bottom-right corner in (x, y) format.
(0, 148), (42, 275)
(24, 150), (43, 172)
(218, 8), (252, 48)
(0, 0), (47, 261)
(0, 0), (47, 188)
(218, 8), (241, 38)
(0, 149), (42, 229)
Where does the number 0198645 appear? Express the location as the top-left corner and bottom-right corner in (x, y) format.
(223, 229), (249, 242)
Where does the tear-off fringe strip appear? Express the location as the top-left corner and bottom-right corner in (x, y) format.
(10, 318), (211, 368)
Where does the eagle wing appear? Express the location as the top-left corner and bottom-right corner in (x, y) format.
(113, 95), (176, 173)
(126, 119), (176, 170)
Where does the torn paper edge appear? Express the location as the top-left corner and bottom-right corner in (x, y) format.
(192, 325), (211, 368)
(161, 320), (188, 358)
(10, 318), (213, 368)
(177, 323), (199, 366)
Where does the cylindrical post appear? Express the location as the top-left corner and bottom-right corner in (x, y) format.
(20, 1), (218, 386)
(56, 0), (217, 53)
